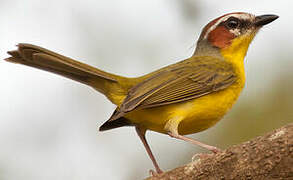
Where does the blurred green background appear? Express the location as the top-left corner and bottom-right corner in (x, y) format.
(0, 0), (292, 179)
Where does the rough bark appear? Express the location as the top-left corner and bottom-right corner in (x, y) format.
(146, 123), (293, 180)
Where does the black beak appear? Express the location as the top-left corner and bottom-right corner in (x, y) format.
(255, 14), (279, 27)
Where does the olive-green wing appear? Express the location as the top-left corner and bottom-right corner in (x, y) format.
(113, 57), (237, 120)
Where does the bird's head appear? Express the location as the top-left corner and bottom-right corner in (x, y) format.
(194, 12), (278, 63)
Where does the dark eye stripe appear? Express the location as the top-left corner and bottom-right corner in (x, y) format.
(218, 18), (252, 29)
(225, 17), (240, 29)
(241, 20), (252, 28)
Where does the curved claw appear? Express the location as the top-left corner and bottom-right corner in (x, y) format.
(210, 146), (222, 154)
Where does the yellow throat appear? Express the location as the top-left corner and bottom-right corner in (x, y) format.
(221, 33), (257, 83)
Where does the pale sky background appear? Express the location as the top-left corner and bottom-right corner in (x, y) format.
(0, 0), (292, 179)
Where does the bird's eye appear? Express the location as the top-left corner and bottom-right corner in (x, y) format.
(226, 17), (240, 29)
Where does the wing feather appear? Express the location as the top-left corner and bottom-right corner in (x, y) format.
(112, 56), (237, 120)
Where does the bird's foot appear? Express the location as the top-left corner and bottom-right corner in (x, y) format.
(149, 169), (163, 177)
(191, 148), (222, 162)
(209, 146), (222, 154)
(192, 152), (216, 162)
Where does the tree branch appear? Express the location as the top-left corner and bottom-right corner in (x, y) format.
(146, 123), (293, 180)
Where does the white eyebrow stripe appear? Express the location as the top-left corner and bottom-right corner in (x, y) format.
(203, 13), (254, 39)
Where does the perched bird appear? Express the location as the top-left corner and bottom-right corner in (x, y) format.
(5, 12), (278, 174)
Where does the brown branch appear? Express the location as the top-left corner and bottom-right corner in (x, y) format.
(146, 123), (293, 180)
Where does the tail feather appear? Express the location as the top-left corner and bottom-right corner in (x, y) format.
(5, 43), (139, 131)
(6, 44), (117, 83)
(5, 44), (131, 105)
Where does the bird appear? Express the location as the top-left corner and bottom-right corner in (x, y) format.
(5, 12), (278, 174)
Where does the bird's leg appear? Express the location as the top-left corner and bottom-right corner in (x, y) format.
(164, 117), (221, 153)
(167, 132), (221, 153)
(135, 126), (163, 174)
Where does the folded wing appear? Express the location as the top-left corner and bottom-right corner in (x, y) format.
(111, 56), (237, 121)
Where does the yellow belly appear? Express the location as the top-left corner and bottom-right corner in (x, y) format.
(125, 83), (243, 135)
